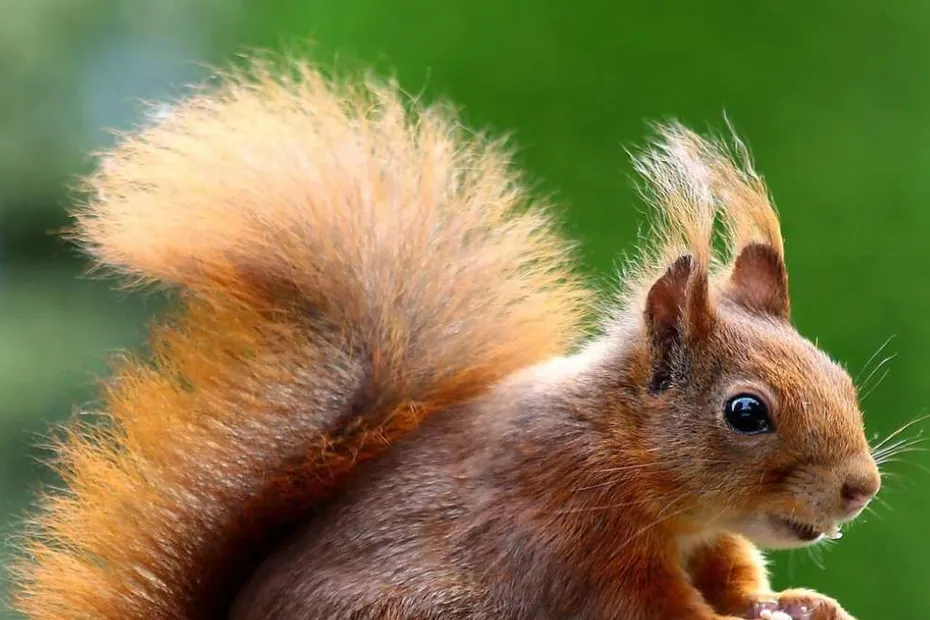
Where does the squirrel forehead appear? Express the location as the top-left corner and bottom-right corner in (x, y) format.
(712, 309), (857, 408)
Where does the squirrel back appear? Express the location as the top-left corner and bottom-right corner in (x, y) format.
(10, 61), (591, 620)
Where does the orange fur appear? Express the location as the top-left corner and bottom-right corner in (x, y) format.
(622, 121), (783, 310)
(9, 57), (877, 620)
(10, 60), (591, 620)
(687, 534), (771, 615)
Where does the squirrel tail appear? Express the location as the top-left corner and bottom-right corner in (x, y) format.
(10, 60), (592, 620)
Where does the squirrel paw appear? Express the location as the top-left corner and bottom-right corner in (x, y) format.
(747, 590), (854, 620)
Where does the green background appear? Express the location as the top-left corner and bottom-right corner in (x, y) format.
(2, 1), (928, 617)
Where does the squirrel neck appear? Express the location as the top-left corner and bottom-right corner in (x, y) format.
(473, 330), (709, 564)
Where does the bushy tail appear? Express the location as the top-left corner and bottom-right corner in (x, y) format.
(10, 60), (591, 620)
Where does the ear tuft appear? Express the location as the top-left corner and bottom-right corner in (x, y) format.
(726, 243), (789, 318)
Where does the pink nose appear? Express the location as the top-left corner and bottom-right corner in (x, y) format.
(841, 479), (879, 514)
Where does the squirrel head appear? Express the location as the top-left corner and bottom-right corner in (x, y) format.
(604, 123), (880, 549)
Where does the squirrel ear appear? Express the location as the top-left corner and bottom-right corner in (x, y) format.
(644, 254), (712, 392)
(726, 243), (790, 319)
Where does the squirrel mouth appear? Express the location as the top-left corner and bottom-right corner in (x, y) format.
(771, 516), (826, 542)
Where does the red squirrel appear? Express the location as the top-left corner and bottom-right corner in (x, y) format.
(11, 59), (881, 620)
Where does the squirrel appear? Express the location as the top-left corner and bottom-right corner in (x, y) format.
(9, 58), (882, 620)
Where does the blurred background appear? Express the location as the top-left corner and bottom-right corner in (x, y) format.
(2, 1), (929, 617)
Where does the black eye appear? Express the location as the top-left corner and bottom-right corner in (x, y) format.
(724, 394), (773, 435)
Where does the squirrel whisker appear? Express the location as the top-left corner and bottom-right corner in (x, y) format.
(853, 335), (896, 386)
(869, 413), (929, 456)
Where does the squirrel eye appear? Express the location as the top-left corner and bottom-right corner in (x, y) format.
(724, 394), (772, 435)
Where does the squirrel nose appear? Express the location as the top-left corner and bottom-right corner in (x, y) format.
(840, 475), (879, 515)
